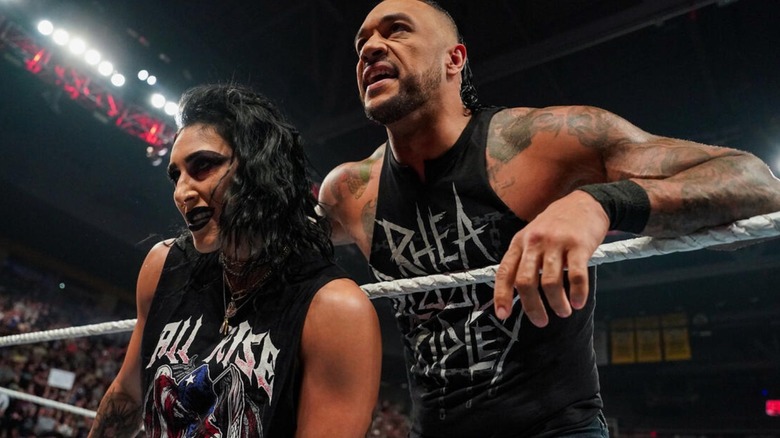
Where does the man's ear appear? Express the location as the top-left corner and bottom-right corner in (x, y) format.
(446, 43), (467, 76)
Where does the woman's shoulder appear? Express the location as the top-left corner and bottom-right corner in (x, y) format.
(143, 239), (177, 273)
(305, 277), (375, 340)
(311, 278), (370, 314)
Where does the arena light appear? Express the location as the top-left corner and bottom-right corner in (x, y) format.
(146, 75), (157, 85)
(767, 400), (780, 416)
(36, 20), (53, 36)
(164, 101), (178, 116)
(68, 38), (86, 55)
(84, 49), (101, 65)
(97, 60), (113, 76)
(3, 14), (176, 159)
(52, 28), (69, 46)
(37, 20), (126, 82)
(110, 73), (125, 87)
(137, 69), (149, 81)
(150, 93), (166, 108)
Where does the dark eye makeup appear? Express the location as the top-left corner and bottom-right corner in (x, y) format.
(167, 151), (232, 184)
(188, 152), (230, 178)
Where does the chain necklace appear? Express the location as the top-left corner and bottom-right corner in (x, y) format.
(218, 252), (271, 277)
(220, 268), (273, 336)
(218, 247), (290, 336)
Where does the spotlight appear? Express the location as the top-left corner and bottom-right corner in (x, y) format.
(37, 20), (54, 36)
(110, 73), (125, 87)
(97, 60), (113, 76)
(146, 75), (157, 85)
(150, 93), (166, 108)
(164, 101), (178, 116)
(52, 29), (69, 46)
(137, 69), (149, 81)
(68, 38), (86, 55)
(84, 49), (101, 65)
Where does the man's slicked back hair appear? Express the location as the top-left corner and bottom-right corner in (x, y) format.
(411, 0), (483, 111)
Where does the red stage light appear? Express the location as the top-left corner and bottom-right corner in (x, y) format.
(767, 400), (780, 417)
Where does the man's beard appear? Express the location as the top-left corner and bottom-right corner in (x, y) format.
(364, 63), (441, 125)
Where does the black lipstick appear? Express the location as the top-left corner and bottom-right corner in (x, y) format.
(185, 206), (214, 232)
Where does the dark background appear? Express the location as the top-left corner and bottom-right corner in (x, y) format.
(1, 0), (779, 434)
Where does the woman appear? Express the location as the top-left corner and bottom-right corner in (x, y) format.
(90, 84), (382, 437)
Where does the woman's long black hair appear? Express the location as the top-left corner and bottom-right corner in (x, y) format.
(176, 83), (332, 277)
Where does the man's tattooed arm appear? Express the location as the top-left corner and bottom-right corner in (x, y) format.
(89, 389), (142, 438)
(488, 107), (565, 163)
(491, 105), (780, 236)
(562, 105), (780, 236)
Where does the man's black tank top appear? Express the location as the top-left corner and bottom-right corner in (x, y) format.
(141, 236), (347, 437)
(369, 107), (602, 437)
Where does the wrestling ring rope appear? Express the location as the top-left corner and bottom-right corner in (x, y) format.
(2, 210), (780, 418)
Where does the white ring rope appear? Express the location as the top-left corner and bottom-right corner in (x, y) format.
(0, 319), (137, 347)
(362, 210), (780, 297)
(0, 211), (779, 419)
(0, 211), (778, 348)
(0, 386), (97, 418)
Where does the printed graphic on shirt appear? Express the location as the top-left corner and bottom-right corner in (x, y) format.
(143, 316), (278, 437)
(373, 184), (498, 277)
(372, 184), (524, 388)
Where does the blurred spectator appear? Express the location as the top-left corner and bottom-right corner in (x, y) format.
(0, 258), (129, 437)
(367, 399), (411, 438)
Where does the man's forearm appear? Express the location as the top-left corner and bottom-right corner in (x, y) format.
(89, 389), (143, 438)
(640, 153), (780, 237)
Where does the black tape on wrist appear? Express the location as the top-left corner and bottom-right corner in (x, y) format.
(577, 180), (650, 234)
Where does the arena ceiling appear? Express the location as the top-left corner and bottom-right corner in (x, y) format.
(1, 0), (779, 302)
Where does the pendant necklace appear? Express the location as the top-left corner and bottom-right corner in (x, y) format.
(219, 265), (274, 336)
(218, 247), (290, 336)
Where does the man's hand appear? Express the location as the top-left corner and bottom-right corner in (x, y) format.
(494, 190), (610, 327)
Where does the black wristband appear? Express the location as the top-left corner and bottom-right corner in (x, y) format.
(577, 180), (650, 234)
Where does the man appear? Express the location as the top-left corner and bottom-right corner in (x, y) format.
(319, 0), (780, 436)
